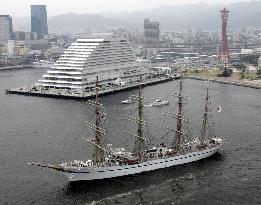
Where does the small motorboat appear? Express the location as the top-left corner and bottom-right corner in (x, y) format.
(151, 99), (169, 106)
(122, 99), (134, 104)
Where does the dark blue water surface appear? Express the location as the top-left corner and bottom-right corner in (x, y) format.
(0, 68), (260, 205)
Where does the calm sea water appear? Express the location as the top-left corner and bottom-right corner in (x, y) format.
(0, 68), (260, 205)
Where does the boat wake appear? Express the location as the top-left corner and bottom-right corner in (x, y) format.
(88, 172), (196, 205)
(144, 104), (153, 107)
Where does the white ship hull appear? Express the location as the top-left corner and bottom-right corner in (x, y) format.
(64, 145), (222, 182)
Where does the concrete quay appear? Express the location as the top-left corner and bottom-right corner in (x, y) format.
(0, 65), (32, 71)
(185, 75), (261, 89)
(6, 76), (178, 100)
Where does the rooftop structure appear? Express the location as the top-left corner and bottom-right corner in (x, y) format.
(0, 15), (13, 44)
(31, 5), (48, 39)
(36, 34), (145, 91)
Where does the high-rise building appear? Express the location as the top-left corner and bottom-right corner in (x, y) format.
(31, 5), (48, 39)
(0, 15), (13, 44)
(144, 19), (160, 46)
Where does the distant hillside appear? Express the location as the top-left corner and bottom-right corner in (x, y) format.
(48, 13), (134, 34)
(104, 1), (261, 31)
(12, 1), (261, 34)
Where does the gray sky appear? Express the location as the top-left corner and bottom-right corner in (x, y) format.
(1, 0), (251, 17)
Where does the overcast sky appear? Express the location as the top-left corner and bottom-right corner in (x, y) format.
(1, 0), (251, 17)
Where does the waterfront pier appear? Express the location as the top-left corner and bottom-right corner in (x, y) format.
(6, 76), (177, 100)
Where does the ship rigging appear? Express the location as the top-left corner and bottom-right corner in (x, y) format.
(29, 75), (224, 181)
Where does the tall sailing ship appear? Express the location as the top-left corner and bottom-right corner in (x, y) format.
(30, 76), (224, 181)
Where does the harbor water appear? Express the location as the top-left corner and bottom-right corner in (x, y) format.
(0, 68), (260, 204)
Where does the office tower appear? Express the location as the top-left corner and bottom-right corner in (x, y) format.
(144, 19), (160, 46)
(31, 5), (48, 39)
(0, 15), (13, 44)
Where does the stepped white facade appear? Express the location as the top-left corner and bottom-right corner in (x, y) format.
(36, 34), (145, 91)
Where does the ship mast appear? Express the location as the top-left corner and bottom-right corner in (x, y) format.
(174, 77), (183, 150)
(93, 76), (104, 166)
(134, 75), (145, 162)
(200, 86), (209, 144)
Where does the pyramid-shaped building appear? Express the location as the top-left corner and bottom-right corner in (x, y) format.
(36, 34), (146, 91)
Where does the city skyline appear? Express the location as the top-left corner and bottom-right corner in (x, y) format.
(0, 0), (252, 17)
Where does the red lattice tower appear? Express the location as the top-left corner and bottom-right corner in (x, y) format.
(219, 8), (230, 70)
